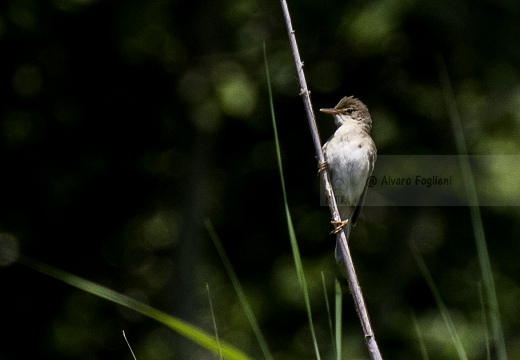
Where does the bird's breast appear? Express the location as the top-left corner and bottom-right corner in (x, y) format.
(322, 125), (375, 207)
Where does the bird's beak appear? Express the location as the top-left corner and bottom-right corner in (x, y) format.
(320, 108), (338, 115)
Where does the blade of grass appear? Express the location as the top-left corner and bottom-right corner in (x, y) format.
(264, 42), (321, 360)
(478, 282), (491, 360)
(206, 283), (223, 360)
(335, 279), (343, 360)
(322, 272), (337, 358)
(409, 244), (468, 360)
(123, 331), (138, 360)
(204, 219), (273, 360)
(18, 255), (252, 360)
(437, 56), (507, 360)
(410, 310), (429, 360)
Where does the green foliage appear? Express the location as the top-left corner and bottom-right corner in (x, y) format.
(20, 256), (252, 360)
(1, 0), (520, 359)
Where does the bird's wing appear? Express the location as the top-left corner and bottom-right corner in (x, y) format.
(351, 148), (376, 227)
(351, 182), (368, 226)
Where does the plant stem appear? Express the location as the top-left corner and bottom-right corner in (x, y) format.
(278, 1), (383, 359)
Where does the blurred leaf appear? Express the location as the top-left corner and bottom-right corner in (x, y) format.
(20, 257), (253, 360)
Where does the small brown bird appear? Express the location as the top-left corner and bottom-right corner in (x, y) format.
(320, 96), (377, 262)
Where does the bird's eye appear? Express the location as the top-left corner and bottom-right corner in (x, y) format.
(345, 108), (354, 114)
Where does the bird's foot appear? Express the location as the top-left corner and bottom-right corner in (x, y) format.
(317, 161), (328, 176)
(330, 219), (348, 234)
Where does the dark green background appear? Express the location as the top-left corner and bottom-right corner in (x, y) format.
(1, 0), (520, 359)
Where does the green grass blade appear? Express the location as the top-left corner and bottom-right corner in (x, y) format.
(205, 219), (273, 360)
(207, 283), (223, 360)
(334, 279), (342, 360)
(19, 256), (252, 360)
(321, 272), (336, 358)
(478, 282), (491, 360)
(410, 246), (468, 360)
(438, 56), (507, 360)
(264, 42), (321, 360)
(411, 310), (430, 360)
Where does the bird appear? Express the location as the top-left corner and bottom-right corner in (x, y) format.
(319, 96), (377, 262)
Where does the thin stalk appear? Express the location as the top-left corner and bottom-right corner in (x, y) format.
(411, 311), (429, 360)
(410, 245), (468, 360)
(279, 1), (382, 359)
(205, 219), (273, 360)
(478, 282), (491, 360)
(206, 283), (223, 360)
(335, 279), (343, 360)
(322, 272), (337, 358)
(264, 43), (322, 360)
(437, 56), (507, 360)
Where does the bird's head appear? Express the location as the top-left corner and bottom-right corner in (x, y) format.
(320, 96), (372, 131)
